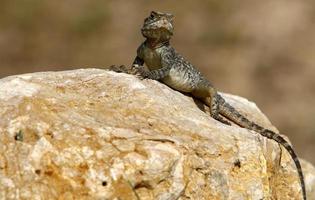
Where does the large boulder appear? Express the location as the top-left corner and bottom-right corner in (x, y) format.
(0, 69), (314, 200)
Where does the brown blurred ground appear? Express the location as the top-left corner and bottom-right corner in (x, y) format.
(0, 0), (314, 164)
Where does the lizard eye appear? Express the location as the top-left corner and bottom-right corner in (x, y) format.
(150, 11), (158, 19)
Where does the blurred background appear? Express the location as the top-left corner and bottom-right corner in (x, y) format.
(0, 0), (314, 164)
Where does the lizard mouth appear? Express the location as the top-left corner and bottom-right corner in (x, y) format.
(141, 27), (173, 39)
(141, 26), (172, 33)
(141, 22), (173, 35)
(142, 17), (173, 31)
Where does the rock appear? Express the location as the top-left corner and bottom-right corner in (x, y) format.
(0, 68), (314, 200)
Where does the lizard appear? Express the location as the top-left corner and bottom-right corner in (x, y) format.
(110, 11), (306, 200)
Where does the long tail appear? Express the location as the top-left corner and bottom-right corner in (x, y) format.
(217, 95), (306, 200)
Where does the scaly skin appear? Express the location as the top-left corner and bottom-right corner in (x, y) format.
(111, 11), (306, 200)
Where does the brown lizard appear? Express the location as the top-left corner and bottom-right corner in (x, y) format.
(110, 11), (306, 200)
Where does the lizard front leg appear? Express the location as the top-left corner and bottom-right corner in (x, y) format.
(132, 56), (145, 69)
(140, 65), (171, 80)
(130, 56), (147, 79)
(109, 56), (145, 75)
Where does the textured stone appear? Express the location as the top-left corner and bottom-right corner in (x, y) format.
(0, 68), (314, 200)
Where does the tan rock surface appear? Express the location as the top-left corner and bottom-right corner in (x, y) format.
(0, 69), (314, 200)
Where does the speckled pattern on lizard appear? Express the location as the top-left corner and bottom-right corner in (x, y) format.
(110, 11), (306, 200)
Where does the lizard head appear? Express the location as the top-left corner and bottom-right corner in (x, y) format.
(141, 11), (174, 41)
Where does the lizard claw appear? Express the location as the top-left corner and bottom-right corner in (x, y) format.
(133, 71), (146, 80)
(130, 66), (147, 80)
(109, 64), (147, 80)
(109, 65), (128, 73)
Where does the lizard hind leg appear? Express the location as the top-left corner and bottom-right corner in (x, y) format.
(204, 96), (231, 126)
(192, 82), (231, 125)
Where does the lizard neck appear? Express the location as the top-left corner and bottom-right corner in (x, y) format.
(145, 38), (170, 49)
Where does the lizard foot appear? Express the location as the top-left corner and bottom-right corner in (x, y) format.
(214, 115), (232, 126)
(130, 66), (147, 80)
(109, 65), (129, 73)
(109, 65), (146, 80)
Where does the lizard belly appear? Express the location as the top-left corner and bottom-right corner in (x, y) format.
(162, 68), (194, 92)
